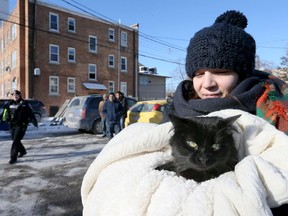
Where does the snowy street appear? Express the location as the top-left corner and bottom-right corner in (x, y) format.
(0, 119), (107, 215)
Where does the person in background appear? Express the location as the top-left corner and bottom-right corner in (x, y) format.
(1, 90), (38, 164)
(102, 92), (123, 139)
(115, 91), (128, 130)
(98, 93), (107, 138)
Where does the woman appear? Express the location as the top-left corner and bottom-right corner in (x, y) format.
(81, 11), (288, 215)
(172, 10), (288, 134)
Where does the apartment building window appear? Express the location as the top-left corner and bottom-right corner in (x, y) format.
(11, 51), (17, 69)
(68, 47), (76, 62)
(49, 12), (59, 32)
(120, 82), (127, 96)
(108, 81), (114, 93)
(121, 57), (127, 72)
(68, 17), (76, 32)
(11, 24), (16, 40)
(67, 77), (76, 92)
(49, 44), (59, 63)
(49, 76), (59, 94)
(88, 36), (97, 53)
(88, 64), (97, 80)
(121, 31), (128, 47)
(108, 54), (115, 68)
(108, 28), (115, 41)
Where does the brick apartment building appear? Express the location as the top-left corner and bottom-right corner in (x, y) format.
(0, 0), (139, 116)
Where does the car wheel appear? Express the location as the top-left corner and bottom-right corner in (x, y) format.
(92, 119), (102, 134)
(34, 113), (42, 122)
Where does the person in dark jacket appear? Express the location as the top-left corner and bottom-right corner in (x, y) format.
(102, 92), (123, 139)
(167, 10), (288, 215)
(1, 90), (38, 164)
(115, 91), (128, 130)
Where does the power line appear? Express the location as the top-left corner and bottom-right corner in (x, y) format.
(0, 17), (183, 65)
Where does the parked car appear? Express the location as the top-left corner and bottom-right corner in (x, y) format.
(63, 95), (137, 134)
(125, 100), (168, 127)
(26, 99), (46, 122)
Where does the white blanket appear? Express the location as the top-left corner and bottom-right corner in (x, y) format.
(81, 109), (288, 216)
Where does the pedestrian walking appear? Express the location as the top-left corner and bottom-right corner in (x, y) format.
(1, 90), (38, 164)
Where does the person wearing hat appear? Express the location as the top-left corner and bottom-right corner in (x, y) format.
(171, 10), (288, 134)
(170, 10), (288, 214)
(1, 90), (38, 164)
(81, 11), (288, 215)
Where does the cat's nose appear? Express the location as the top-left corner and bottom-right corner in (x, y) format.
(199, 157), (208, 165)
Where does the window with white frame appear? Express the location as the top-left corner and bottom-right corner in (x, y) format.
(67, 77), (76, 92)
(121, 57), (127, 72)
(108, 28), (115, 41)
(88, 64), (97, 80)
(120, 82), (127, 96)
(11, 24), (16, 40)
(68, 47), (76, 62)
(49, 44), (59, 63)
(108, 54), (114, 68)
(108, 81), (114, 93)
(49, 76), (59, 94)
(88, 36), (97, 53)
(68, 17), (76, 32)
(49, 12), (59, 32)
(121, 31), (128, 47)
(11, 51), (16, 69)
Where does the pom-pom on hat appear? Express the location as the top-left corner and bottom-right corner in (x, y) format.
(186, 10), (256, 81)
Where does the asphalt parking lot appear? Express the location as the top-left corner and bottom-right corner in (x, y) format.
(0, 128), (107, 216)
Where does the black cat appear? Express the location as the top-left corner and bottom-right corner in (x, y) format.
(156, 114), (241, 182)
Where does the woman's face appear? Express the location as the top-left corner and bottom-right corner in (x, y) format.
(192, 69), (239, 99)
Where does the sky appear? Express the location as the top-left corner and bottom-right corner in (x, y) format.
(7, 0), (288, 90)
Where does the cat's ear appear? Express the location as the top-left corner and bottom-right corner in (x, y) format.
(224, 114), (241, 126)
(168, 114), (189, 128)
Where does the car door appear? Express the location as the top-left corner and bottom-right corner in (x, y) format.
(64, 97), (83, 128)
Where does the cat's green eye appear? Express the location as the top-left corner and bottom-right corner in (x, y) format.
(186, 141), (198, 149)
(212, 143), (220, 151)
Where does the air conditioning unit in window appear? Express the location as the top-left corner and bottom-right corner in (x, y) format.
(34, 68), (40, 76)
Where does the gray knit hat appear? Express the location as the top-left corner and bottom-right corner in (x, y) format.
(186, 10), (256, 81)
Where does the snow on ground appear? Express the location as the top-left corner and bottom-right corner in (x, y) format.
(0, 118), (107, 215)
